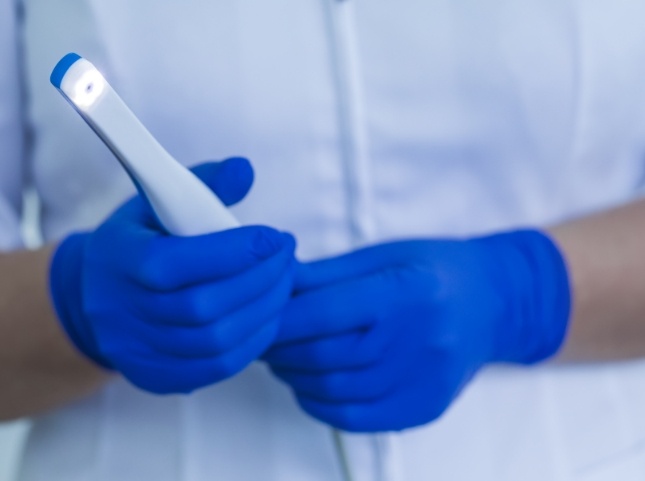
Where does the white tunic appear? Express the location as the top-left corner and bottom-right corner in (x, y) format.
(2, 0), (645, 479)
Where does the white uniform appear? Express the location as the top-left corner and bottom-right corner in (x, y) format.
(2, 0), (645, 479)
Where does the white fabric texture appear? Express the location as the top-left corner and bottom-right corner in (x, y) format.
(0, 0), (25, 251)
(7, 0), (645, 479)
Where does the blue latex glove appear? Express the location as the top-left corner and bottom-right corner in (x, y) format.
(51, 158), (296, 394)
(264, 230), (570, 432)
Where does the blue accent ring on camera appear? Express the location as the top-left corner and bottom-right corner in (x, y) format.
(51, 53), (83, 89)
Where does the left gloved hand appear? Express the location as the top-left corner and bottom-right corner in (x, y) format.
(264, 230), (571, 432)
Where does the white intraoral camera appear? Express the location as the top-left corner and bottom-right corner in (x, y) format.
(51, 53), (240, 236)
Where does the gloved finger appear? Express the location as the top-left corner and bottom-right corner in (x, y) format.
(190, 157), (254, 207)
(273, 274), (393, 344)
(126, 227), (295, 291)
(103, 194), (160, 234)
(272, 364), (396, 404)
(295, 240), (436, 292)
(270, 338), (416, 403)
(133, 274), (293, 358)
(264, 321), (393, 372)
(109, 318), (280, 395)
(297, 376), (450, 433)
(294, 364), (465, 432)
(128, 242), (295, 323)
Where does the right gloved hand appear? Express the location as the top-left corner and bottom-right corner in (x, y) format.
(50, 157), (296, 394)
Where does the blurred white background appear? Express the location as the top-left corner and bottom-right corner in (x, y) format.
(0, 421), (28, 481)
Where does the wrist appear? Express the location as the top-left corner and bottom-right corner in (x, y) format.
(480, 229), (572, 365)
(49, 233), (112, 370)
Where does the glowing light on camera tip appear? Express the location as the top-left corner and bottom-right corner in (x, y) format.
(70, 68), (105, 109)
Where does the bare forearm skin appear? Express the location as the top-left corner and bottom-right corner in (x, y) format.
(551, 198), (645, 362)
(0, 246), (109, 421)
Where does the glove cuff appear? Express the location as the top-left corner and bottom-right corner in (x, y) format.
(483, 229), (572, 364)
(50, 234), (112, 370)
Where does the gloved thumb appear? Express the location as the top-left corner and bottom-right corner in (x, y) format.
(190, 157), (255, 207)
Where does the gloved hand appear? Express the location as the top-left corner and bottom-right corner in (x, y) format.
(50, 157), (297, 394)
(264, 230), (570, 432)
